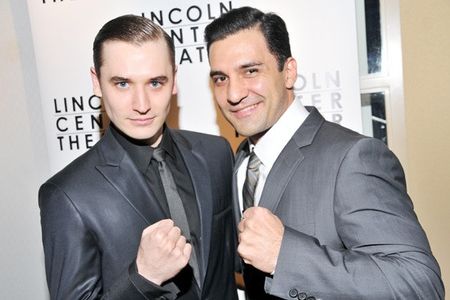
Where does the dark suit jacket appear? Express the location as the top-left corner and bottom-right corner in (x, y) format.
(233, 107), (444, 300)
(39, 127), (238, 300)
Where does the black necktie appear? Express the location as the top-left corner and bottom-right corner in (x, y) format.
(152, 147), (201, 287)
(242, 151), (262, 211)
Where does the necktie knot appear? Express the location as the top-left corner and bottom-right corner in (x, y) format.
(152, 147), (166, 162)
(247, 151), (262, 171)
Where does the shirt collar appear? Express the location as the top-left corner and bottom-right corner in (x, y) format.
(110, 123), (175, 173)
(252, 99), (309, 170)
(158, 126), (176, 160)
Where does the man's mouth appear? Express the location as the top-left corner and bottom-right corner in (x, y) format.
(231, 103), (260, 118)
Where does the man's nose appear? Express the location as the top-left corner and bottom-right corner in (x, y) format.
(132, 86), (151, 114)
(227, 76), (248, 104)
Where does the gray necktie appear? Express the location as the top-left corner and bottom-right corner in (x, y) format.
(242, 151), (262, 211)
(152, 147), (201, 287)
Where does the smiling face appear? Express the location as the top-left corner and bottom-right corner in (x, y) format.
(208, 27), (297, 143)
(91, 39), (176, 147)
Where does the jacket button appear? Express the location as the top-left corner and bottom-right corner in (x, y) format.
(298, 292), (307, 300)
(306, 297), (316, 300)
(289, 288), (298, 298)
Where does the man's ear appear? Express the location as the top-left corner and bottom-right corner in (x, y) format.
(284, 57), (298, 89)
(90, 67), (102, 97)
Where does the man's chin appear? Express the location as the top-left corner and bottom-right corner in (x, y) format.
(233, 125), (269, 143)
(233, 127), (256, 139)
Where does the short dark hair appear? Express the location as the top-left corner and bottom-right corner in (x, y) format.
(204, 6), (291, 71)
(93, 14), (175, 75)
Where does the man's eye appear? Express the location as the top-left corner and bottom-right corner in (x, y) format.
(150, 80), (162, 88)
(116, 82), (128, 88)
(213, 76), (227, 84)
(246, 68), (258, 75)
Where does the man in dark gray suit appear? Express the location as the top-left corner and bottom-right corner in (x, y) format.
(205, 6), (444, 299)
(39, 15), (237, 299)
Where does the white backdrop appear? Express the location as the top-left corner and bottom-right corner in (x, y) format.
(20, 1), (362, 299)
(27, 0), (361, 175)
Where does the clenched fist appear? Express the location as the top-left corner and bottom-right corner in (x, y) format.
(136, 219), (191, 285)
(238, 207), (284, 274)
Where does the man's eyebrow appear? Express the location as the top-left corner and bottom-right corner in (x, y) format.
(209, 70), (227, 78)
(149, 76), (169, 82)
(209, 62), (263, 78)
(240, 62), (263, 69)
(110, 76), (129, 82)
(109, 76), (169, 82)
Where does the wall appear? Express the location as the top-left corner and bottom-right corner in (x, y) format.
(400, 0), (450, 293)
(0, 0), (49, 299)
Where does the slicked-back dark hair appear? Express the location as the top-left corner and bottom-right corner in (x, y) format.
(204, 6), (291, 71)
(93, 14), (175, 75)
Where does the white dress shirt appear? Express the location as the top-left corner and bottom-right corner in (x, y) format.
(237, 99), (309, 211)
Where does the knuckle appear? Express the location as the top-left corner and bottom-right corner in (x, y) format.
(141, 226), (153, 237)
(153, 230), (166, 241)
(245, 218), (255, 230)
(238, 220), (245, 230)
(172, 226), (181, 235)
(239, 230), (247, 241)
(184, 244), (192, 256)
(178, 236), (187, 245)
(237, 243), (245, 255)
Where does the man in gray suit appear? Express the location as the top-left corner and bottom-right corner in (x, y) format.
(205, 6), (444, 299)
(39, 15), (237, 299)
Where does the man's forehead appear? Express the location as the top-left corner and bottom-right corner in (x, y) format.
(213, 27), (264, 45)
(209, 33), (274, 70)
(210, 29), (269, 58)
(102, 38), (164, 51)
(100, 39), (170, 62)
(99, 44), (173, 77)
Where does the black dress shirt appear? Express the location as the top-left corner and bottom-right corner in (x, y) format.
(110, 124), (202, 295)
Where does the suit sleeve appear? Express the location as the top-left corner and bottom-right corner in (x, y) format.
(265, 138), (444, 299)
(39, 182), (178, 300)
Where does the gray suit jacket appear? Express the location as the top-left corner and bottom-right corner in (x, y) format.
(39, 127), (238, 300)
(234, 107), (444, 299)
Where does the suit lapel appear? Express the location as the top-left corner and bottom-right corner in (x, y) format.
(258, 143), (304, 211)
(259, 107), (325, 212)
(96, 129), (167, 225)
(170, 129), (212, 284)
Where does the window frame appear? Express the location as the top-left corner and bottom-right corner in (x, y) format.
(357, 0), (407, 166)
